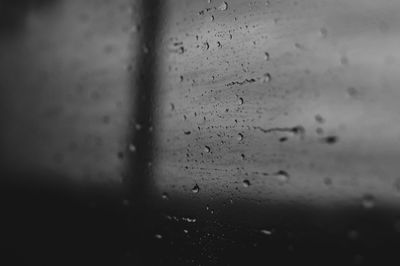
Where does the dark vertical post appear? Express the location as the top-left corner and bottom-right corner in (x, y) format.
(126, 0), (163, 264)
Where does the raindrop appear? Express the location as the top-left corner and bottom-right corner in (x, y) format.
(320, 27), (328, 38)
(218, 1), (228, 11)
(202, 41), (210, 51)
(135, 123), (142, 130)
(347, 87), (359, 98)
(182, 217), (197, 223)
(237, 133), (244, 141)
(362, 194), (375, 209)
(129, 24), (140, 33)
(260, 229), (272, 236)
(292, 125), (305, 136)
(315, 114), (325, 124)
(275, 170), (290, 184)
(162, 192), (169, 200)
(192, 184), (200, 193)
(262, 73), (271, 83)
(178, 47), (185, 54)
(323, 136), (338, 144)
(243, 179), (251, 187)
(204, 145), (211, 153)
(128, 144), (136, 152)
(279, 137), (288, 142)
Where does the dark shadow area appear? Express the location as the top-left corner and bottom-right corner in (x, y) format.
(125, 0), (163, 264)
(146, 195), (400, 266)
(0, 0), (58, 36)
(0, 171), (130, 266)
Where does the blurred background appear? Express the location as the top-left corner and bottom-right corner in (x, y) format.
(2, 0), (400, 265)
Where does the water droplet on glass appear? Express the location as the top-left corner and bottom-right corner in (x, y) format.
(320, 27), (327, 38)
(362, 194), (375, 209)
(135, 123), (142, 130)
(162, 192), (169, 200)
(262, 73), (271, 83)
(204, 145), (211, 153)
(323, 136), (338, 144)
(202, 41), (210, 51)
(315, 114), (325, 124)
(218, 1), (228, 11)
(182, 217), (197, 223)
(347, 87), (359, 98)
(237, 133), (244, 141)
(192, 184), (200, 193)
(260, 229), (272, 236)
(243, 179), (251, 187)
(133, 24), (142, 33)
(128, 144), (136, 152)
(275, 170), (290, 184)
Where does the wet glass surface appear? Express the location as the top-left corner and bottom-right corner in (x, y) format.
(2, 0), (400, 265)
